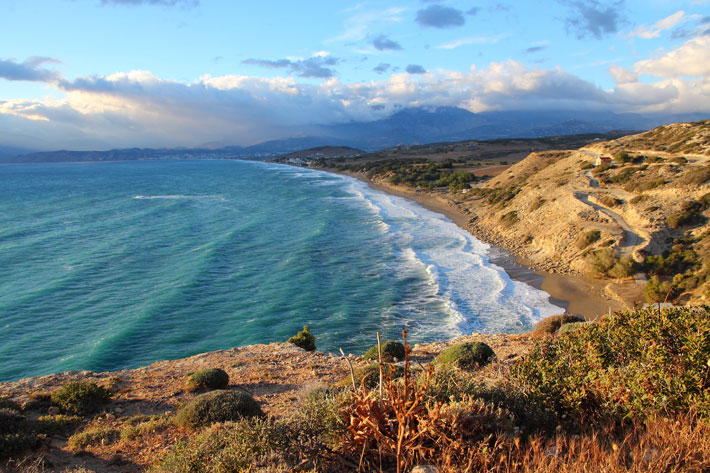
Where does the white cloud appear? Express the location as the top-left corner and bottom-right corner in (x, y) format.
(627, 10), (687, 38)
(635, 36), (710, 77)
(328, 6), (406, 42)
(435, 35), (506, 50)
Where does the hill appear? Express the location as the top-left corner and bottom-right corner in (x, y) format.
(312, 120), (710, 307)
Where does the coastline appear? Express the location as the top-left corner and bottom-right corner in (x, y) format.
(332, 168), (623, 320)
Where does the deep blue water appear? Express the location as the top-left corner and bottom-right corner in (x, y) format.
(0, 160), (560, 381)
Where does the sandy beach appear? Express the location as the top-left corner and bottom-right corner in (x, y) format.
(337, 169), (624, 321)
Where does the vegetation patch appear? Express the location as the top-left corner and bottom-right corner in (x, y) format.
(533, 314), (585, 336)
(121, 415), (171, 441)
(362, 341), (405, 362)
(34, 414), (83, 436)
(575, 230), (601, 250)
(68, 425), (119, 451)
(50, 381), (111, 415)
(175, 390), (264, 430)
(512, 306), (710, 422)
(287, 325), (316, 352)
(185, 368), (229, 392)
(500, 210), (519, 227)
(434, 342), (495, 370)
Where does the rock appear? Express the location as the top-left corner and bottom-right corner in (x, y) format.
(47, 406), (60, 415)
(411, 466), (439, 473)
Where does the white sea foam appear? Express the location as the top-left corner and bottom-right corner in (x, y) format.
(133, 195), (226, 201)
(263, 162), (563, 335)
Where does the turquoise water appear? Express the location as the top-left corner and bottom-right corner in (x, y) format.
(0, 160), (561, 381)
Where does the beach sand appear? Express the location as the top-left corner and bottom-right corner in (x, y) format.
(341, 171), (624, 320)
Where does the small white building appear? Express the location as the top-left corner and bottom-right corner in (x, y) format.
(595, 156), (613, 166)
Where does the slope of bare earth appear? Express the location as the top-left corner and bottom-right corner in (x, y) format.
(0, 334), (532, 473)
(455, 120), (710, 305)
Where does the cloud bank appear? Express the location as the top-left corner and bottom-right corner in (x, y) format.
(1, 38), (708, 150)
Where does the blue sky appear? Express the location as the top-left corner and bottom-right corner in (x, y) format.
(1, 0), (709, 149)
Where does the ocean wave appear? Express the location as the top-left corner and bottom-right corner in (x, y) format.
(133, 194), (226, 201)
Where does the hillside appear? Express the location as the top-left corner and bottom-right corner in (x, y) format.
(314, 120), (710, 307)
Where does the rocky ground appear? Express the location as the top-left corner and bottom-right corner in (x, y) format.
(0, 333), (534, 473)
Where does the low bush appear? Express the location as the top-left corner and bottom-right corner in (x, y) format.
(500, 210), (519, 227)
(346, 363), (404, 390)
(584, 248), (619, 278)
(152, 419), (296, 473)
(185, 368), (229, 392)
(174, 390), (263, 430)
(0, 397), (21, 412)
(0, 432), (35, 459)
(67, 425), (118, 450)
(512, 306), (710, 423)
(579, 161), (594, 170)
(576, 230), (601, 250)
(529, 196), (546, 211)
(290, 385), (347, 446)
(34, 414), (82, 436)
(434, 342), (495, 370)
(22, 392), (51, 411)
(533, 314), (585, 336)
(608, 255), (636, 278)
(50, 381), (111, 415)
(667, 200), (705, 229)
(425, 365), (481, 403)
(0, 409), (25, 434)
(558, 321), (587, 335)
(287, 325), (316, 352)
(121, 415), (171, 441)
(644, 275), (676, 303)
(598, 194), (623, 207)
(362, 341), (405, 362)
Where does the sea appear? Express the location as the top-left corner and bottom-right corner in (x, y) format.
(0, 159), (562, 382)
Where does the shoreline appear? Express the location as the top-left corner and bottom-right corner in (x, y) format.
(333, 168), (623, 320)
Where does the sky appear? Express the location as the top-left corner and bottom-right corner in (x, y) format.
(1, 0), (709, 150)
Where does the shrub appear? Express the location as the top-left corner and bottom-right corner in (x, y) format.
(290, 385), (347, 446)
(598, 194), (622, 207)
(185, 368), (229, 392)
(0, 409), (25, 434)
(533, 314), (585, 336)
(153, 419), (294, 473)
(287, 325), (316, 352)
(558, 321), (587, 335)
(529, 196), (546, 211)
(345, 363), (404, 390)
(0, 397), (21, 412)
(575, 230), (601, 250)
(362, 341), (406, 362)
(22, 392), (51, 411)
(121, 415), (171, 441)
(644, 275), (676, 303)
(34, 414), (83, 436)
(434, 342), (495, 370)
(584, 248), (618, 278)
(513, 307), (710, 423)
(500, 210), (519, 227)
(608, 255), (636, 278)
(174, 390), (263, 430)
(678, 165), (710, 186)
(425, 365), (481, 403)
(667, 200), (705, 229)
(0, 432), (35, 459)
(50, 381), (111, 415)
(67, 425), (118, 450)
(579, 161), (594, 170)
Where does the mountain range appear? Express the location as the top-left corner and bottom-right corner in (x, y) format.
(2, 107), (706, 163)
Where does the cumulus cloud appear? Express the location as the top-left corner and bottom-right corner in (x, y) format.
(560, 0), (624, 39)
(99, 0), (198, 6)
(634, 36), (710, 78)
(2, 38), (709, 150)
(415, 5), (465, 28)
(406, 64), (426, 74)
(627, 10), (686, 39)
(372, 35), (403, 51)
(242, 55), (339, 79)
(373, 63), (391, 74)
(0, 57), (62, 82)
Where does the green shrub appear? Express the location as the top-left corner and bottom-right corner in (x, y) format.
(153, 419), (293, 473)
(68, 425), (118, 450)
(644, 275), (676, 303)
(425, 366), (481, 403)
(121, 415), (171, 441)
(287, 325), (316, 352)
(362, 341), (406, 362)
(533, 314), (586, 336)
(558, 321), (587, 335)
(51, 381), (111, 415)
(500, 210), (519, 227)
(511, 306), (710, 422)
(667, 200), (705, 229)
(575, 230), (601, 250)
(185, 368), (229, 392)
(174, 390), (263, 430)
(584, 248), (618, 278)
(344, 363), (404, 390)
(290, 386), (347, 445)
(598, 195), (622, 207)
(0, 432), (35, 459)
(579, 161), (594, 170)
(434, 342), (495, 370)
(0, 397), (21, 412)
(529, 196), (546, 211)
(34, 414), (83, 436)
(608, 256), (636, 278)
